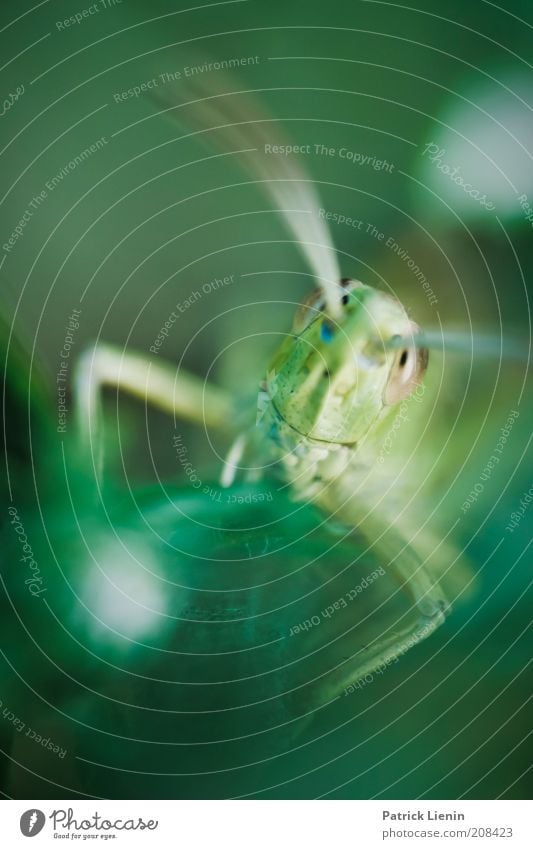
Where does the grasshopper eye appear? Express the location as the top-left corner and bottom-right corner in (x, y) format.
(340, 278), (364, 292)
(383, 344), (429, 405)
(340, 278), (365, 307)
(293, 279), (365, 333)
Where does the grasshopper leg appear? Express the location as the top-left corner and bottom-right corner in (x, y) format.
(307, 513), (451, 703)
(74, 343), (234, 474)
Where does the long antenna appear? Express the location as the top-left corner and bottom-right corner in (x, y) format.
(148, 72), (342, 316)
(387, 330), (530, 362)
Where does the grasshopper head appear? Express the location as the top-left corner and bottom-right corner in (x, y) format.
(266, 279), (428, 444)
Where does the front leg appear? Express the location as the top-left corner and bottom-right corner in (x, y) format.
(74, 343), (234, 475)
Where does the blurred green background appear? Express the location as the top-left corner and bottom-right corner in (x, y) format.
(0, 0), (531, 799)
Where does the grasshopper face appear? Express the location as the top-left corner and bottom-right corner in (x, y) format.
(266, 280), (429, 445)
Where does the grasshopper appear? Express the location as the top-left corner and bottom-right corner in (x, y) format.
(74, 74), (483, 695)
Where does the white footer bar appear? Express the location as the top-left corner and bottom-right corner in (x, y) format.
(1, 799), (529, 847)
